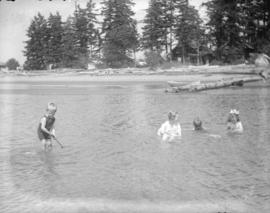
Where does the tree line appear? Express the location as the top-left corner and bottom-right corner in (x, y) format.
(23, 0), (270, 70)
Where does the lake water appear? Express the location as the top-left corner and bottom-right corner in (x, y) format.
(1, 79), (270, 213)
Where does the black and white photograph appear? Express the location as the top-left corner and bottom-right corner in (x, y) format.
(0, 0), (269, 212)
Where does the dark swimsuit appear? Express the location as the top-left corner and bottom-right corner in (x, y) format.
(37, 115), (55, 140)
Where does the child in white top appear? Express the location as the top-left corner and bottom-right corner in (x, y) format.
(234, 110), (243, 133)
(157, 111), (182, 142)
(227, 109), (243, 133)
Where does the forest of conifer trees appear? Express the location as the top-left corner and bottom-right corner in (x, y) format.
(23, 0), (270, 70)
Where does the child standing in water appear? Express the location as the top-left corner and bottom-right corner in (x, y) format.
(157, 111), (182, 142)
(193, 117), (221, 138)
(37, 103), (57, 151)
(227, 109), (243, 133)
(193, 117), (204, 131)
(233, 110), (244, 133)
(227, 109), (236, 130)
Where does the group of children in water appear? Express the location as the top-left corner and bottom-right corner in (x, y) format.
(37, 102), (244, 151)
(157, 109), (244, 142)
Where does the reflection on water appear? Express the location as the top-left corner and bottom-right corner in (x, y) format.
(0, 81), (270, 212)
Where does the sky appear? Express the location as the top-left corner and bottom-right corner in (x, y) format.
(0, 0), (207, 65)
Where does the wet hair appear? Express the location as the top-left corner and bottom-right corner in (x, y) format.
(227, 113), (237, 124)
(227, 113), (234, 122)
(193, 117), (203, 130)
(235, 114), (240, 122)
(168, 111), (178, 120)
(47, 102), (57, 112)
(228, 109), (241, 123)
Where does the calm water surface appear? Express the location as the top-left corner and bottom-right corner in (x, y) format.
(0, 79), (270, 213)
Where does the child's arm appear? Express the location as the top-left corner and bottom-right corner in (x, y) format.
(234, 122), (243, 132)
(227, 122), (232, 130)
(51, 120), (56, 137)
(157, 123), (165, 136)
(177, 124), (182, 137)
(173, 123), (181, 136)
(51, 125), (56, 137)
(40, 117), (54, 136)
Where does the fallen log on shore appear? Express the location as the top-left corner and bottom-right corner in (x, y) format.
(165, 71), (268, 93)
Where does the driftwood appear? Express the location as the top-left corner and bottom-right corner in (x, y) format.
(168, 80), (192, 87)
(166, 70), (268, 93)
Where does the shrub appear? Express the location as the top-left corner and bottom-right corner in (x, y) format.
(6, 58), (20, 70)
(144, 51), (164, 70)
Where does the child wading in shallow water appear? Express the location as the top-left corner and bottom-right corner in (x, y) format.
(227, 109), (243, 133)
(193, 117), (221, 138)
(37, 103), (57, 151)
(193, 117), (204, 131)
(157, 111), (182, 142)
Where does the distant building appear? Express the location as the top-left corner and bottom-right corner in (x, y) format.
(171, 45), (214, 65)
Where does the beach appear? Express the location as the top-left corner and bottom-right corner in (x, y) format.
(0, 64), (266, 86)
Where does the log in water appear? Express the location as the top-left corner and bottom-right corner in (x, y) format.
(166, 70), (268, 92)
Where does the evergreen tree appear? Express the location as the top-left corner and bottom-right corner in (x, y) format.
(204, 0), (247, 62)
(160, 0), (179, 58)
(142, 0), (166, 51)
(73, 5), (90, 68)
(85, 0), (100, 60)
(24, 13), (49, 70)
(174, 3), (204, 63)
(71, 0), (99, 68)
(203, 0), (270, 62)
(62, 16), (77, 68)
(204, 0), (226, 57)
(261, 0), (270, 55)
(142, 0), (180, 58)
(46, 12), (64, 67)
(238, 0), (270, 55)
(101, 0), (139, 68)
(142, 0), (203, 62)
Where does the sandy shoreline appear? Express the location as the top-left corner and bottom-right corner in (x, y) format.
(0, 64), (265, 83)
(0, 74), (229, 82)
(0, 74), (255, 85)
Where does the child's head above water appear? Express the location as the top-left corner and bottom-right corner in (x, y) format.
(46, 102), (57, 116)
(193, 117), (203, 130)
(228, 109), (240, 123)
(168, 111), (178, 121)
(233, 109), (240, 121)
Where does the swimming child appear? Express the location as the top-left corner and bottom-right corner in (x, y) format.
(227, 109), (243, 133)
(37, 102), (57, 151)
(233, 110), (244, 133)
(157, 111), (182, 142)
(193, 117), (204, 131)
(193, 117), (222, 138)
(227, 109), (236, 130)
